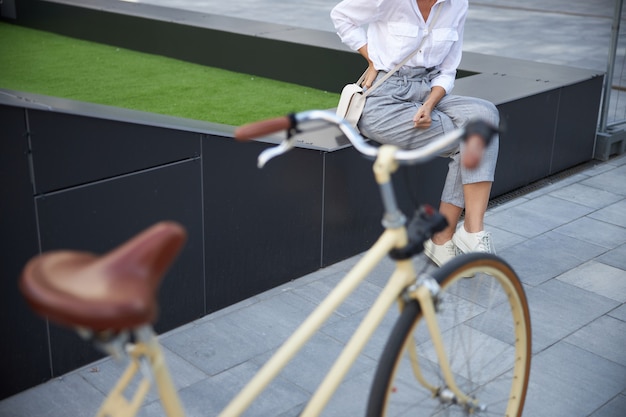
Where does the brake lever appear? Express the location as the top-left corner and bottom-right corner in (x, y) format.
(257, 138), (295, 168)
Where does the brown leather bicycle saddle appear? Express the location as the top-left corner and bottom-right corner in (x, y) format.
(19, 222), (187, 332)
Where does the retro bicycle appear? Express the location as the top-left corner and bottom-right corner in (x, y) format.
(19, 110), (531, 417)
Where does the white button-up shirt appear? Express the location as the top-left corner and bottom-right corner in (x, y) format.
(331, 0), (467, 93)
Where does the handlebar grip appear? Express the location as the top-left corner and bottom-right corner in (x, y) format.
(461, 120), (499, 169)
(235, 115), (295, 141)
(463, 119), (498, 145)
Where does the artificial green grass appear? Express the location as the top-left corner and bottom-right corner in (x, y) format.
(0, 22), (340, 126)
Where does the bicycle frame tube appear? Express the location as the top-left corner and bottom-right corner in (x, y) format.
(137, 327), (186, 417)
(97, 326), (185, 417)
(96, 348), (151, 417)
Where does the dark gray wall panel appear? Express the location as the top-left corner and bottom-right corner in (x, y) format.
(202, 136), (323, 312)
(35, 159), (205, 375)
(491, 91), (561, 195)
(551, 76), (604, 173)
(29, 110), (200, 193)
(0, 105), (50, 399)
(322, 148), (381, 266)
(393, 160), (450, 211)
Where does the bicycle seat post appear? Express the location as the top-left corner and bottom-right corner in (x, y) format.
(374, 145), (406, 229)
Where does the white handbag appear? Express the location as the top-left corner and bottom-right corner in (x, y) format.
(336, 5), (443, 131)
(336, 72), (368, 130)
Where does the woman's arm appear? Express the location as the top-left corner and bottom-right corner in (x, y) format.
(357, 45), (379, 88)
(332, 0), (383, 88)
(413, 86), (446, 128)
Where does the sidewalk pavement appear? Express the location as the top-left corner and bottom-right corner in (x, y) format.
(1, 1), (625, 416)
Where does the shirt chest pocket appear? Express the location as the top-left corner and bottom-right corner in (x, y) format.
(429, 28), (459, 62)
(387, 22), (420, 57)
(432, 28), (459, 43)
(388, 22), (420, 38)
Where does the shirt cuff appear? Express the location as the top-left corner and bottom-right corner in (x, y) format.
(432, 74), (455, 94)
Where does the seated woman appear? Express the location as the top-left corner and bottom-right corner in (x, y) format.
(331, 0), (500, 266)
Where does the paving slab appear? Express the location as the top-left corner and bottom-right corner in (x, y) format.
(554, 217), (626, 249)
(486, 195), (596, 238)
(565, 314), (626, 367)
(589, 199), (626, 228)
(589, 393), (626, 417)
(557, 260), (626, 303)
(499, 231), (608, 286)
(523, 279), (620, 354)
(549, 183), (624, 210)
(524, 341), (626, 417)
(0, 373), (103, 417)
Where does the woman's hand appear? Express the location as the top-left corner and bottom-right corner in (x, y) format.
(363, 65), (379, 88)
(414, 87), (445, 129)
(357, 45), (378, 88)
(413, 105), (433, 128)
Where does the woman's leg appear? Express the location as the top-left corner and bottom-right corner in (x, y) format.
(433, 201), (462, 244)
(359, 74), (500, 261)
(431, 95), (500, 259)
(462, 181), (492, 233)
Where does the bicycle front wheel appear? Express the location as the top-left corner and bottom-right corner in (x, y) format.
(367, 253), (531, 417)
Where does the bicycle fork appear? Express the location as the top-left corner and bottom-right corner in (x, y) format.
(406, 279), (486, 412)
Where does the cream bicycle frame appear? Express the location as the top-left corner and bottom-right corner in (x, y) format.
(96, 146), (469, 417)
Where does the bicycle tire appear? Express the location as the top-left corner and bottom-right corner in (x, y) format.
(367, 253), (531, 417)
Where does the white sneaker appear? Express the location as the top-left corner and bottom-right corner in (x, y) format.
(453, 227), (496, 254)
(424, 239), (458, 266)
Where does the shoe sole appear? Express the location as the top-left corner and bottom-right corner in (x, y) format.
(453, 233), (497, 256)
(424, 247), (444, 267)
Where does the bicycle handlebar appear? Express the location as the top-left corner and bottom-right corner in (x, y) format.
(235, 114), (295, 141)
(234, 110), (496, 168)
